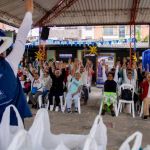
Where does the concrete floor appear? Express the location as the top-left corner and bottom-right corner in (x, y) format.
(24, 87), (150, 150)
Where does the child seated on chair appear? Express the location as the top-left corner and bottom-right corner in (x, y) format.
(102, 72), (117, 116)
(102, 62), (119, 116)
(66, 72), (82, 113)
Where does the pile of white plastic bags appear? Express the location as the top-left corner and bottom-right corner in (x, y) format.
(0, 104), (150, 150)
(0, 105), (107, 150)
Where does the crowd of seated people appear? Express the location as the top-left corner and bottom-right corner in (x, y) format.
(101, 58), (150, 120)
(18, 56), (150, 119)
(17, 58), (94, 113)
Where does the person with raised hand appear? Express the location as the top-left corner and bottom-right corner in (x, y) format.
(0, 0), (33, 124)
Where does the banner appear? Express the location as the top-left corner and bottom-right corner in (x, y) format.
(26, 38), (136, 48)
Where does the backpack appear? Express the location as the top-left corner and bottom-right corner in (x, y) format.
(121, 89), (133, 101)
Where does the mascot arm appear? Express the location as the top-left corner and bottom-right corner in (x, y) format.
(6, 0), (33, 76)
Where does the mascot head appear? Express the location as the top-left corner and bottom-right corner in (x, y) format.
(0, 29), (13, 56)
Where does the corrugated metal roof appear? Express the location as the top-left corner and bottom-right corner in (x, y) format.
(0, 0), (150, 27)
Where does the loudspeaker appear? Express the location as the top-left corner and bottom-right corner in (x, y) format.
(40, 27), (50, 40)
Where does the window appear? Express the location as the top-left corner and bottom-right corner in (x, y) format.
(119, 25), (125, 37)
(85, 26), (92, 30)
(85, 36), (92, 40)
(103, 26), (113, 36)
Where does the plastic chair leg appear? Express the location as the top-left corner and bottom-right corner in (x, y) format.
(120, 103), (123, 113)
(99, 99), (103, 115)
(117, 101), (121, 117)
(46, 100), (49, 110)
(38, 95), (42, 109)
(78, 98), (81, 114)
(114, 103), (118, 116)
(62, 98), (67, 113)
(132, 102), (135, 118)
(60, 96), (63, 112)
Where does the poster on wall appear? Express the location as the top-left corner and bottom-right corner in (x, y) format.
(96, 53), (115, 88)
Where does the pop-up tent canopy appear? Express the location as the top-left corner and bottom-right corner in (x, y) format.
(0, 0), (150, 28)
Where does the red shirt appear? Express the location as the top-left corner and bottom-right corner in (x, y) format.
(140, 80), (149, 100)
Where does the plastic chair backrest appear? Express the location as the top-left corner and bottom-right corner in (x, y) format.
(120, 84), (135, 100)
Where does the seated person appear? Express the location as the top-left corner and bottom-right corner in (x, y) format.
(24, 78), (31, 95)
(28, 72), (43, 108)
(40, 68), (52, 103)
(140, 73), (150, 120)
(80, 66), (89, 105)
(20, 74), (31, 95)
(65, 72), (82, 113)
(49, 66), (65, 112)
(102, 63), (119, 116)
(102, 72), (117, 116)
(123, 64), (139, 103)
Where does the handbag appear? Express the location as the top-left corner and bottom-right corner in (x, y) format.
(31, 80), (42, 94)
(121, 89), (133, 101)
(31, 87), (38, 94)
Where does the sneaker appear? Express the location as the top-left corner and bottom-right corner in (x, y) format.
(111, 110), (115, 117)
(50, 105), (54, 111)
(75, 107), (78, 113)
(55, 106), (59, 112)
(143, 116), (148, 120)
(67, 108), (71, 113)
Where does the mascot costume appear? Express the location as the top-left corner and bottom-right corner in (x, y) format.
(0, 0), (33, 124)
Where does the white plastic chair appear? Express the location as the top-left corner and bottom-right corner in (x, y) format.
(117, 84), (135, 118)
(27, 94), (43, 109)
(51, 95), (64, 111)
(63, 94), (81, 114)
(37, 95), (42, 109)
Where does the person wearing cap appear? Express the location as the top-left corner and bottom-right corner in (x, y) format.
(0, 0), (33, 124)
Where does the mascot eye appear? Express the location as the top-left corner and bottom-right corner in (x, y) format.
(0, 40), (4, 46)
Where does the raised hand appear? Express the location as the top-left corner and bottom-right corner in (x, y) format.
(26, 0), (33, 13)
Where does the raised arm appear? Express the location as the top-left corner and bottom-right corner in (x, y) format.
(114, 63), (120, 82)
(133, 69), (137, 80)
(123, 68), (128, 83)
(49, 67), (55, 79)
(114, 66), (119, 83)
(0, 37), (12, 54)
(6, 0), (33, 76)
(102, 65), (107, 82)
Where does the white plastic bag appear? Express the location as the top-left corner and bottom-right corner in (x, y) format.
(119, 131), (143, 150)
(83, 115), (107, 150)
(144, 145), (150, 150)
(28, 109), (51, 150)
(29, 108), (86, 150)
(55, 142), (70, 150)
(0, 105), (24, 150)
(29, 109), (107, 150)
(7, 129), (33, 150)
